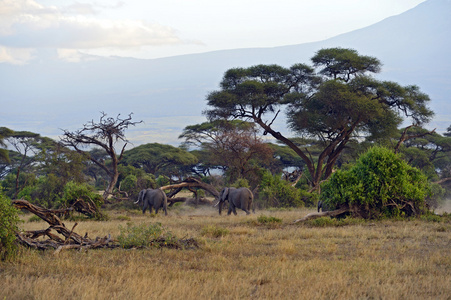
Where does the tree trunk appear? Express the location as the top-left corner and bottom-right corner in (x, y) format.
(293, 207), (349, 223)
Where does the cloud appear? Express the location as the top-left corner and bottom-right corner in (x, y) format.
(0, 0), (194, 63)
(56, 48), (99, 62)
(0, 46), (34, 64)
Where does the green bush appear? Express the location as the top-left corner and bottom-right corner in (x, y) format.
(257, 215), (282, 224)
(120, 174), (137, 192)
(232, 178), (250, 188)
(321, 146), (431, 218)
(61, 181), (103, 208)
(0, 192), (21, 261)
(259, 170), (307, 208)
(156, 175), (170, 187)
(14, 174), (62, 208)
(117, 222), (175, 248)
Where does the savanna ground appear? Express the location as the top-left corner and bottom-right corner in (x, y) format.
(1, 200), (451, 300)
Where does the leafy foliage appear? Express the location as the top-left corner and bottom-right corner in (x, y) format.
(257, 215), (282, 224)
(0, 127), (13, 163)
(259, 170), (316, 208)
(121, 143), (197, 179)
(59, 181), (107, 220)
(117, 222), (176, 248)
(321, 147), (431, 218)
(0, 191), (21, 261)
(205, 48), (433, 187)
(61, 181), (103, 208)
(180, 120), (273, 186)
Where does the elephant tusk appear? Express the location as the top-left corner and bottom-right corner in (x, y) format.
(134, 199), (140, 204)
(213, 201), (220, 207)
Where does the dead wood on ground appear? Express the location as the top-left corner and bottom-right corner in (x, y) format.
(12, 199), (199, 254)
(293, 207), (350, 223)
(12, 199), (117, 254)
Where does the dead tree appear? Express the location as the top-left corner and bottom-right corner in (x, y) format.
(12, 199), (117, 254)
(60, 112), (142, 201)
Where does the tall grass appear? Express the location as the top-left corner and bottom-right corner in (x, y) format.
(1, 208), (450, 299)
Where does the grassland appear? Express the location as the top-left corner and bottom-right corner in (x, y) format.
(1, 205), (450, 300)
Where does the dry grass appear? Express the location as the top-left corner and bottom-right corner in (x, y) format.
(1, 206), (450, 300)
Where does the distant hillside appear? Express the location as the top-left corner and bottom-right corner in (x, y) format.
(1, 0), (449, 145)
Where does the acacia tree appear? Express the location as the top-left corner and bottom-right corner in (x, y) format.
(60, 112), (141, 200)
(121, 143), (198, 180)
(0, 127), (13, 163)
(4, 130), (43, 198)
(205, 48), (434, 188)
(180, 120), (273, 186)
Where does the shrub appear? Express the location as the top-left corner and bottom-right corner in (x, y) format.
(15, 174), (63, 208)
(257, 215), (282, 224)
(321, 147), (431, 218)
(155, 175), (171, 187)
(117, 222), (175, 248)
(120, 174), (137, 193)
(259, 170), (306, 208)
(61, 181), (103, 208)
(60, 181), (106, 220)
(232, 178), (250, 188)
(0, 192), (21, 261)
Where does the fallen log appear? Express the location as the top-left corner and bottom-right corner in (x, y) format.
(161, 177), (220, 199)
(12, 199), (116, 253)
(12, 199), (199, 254)
(293, 207), (349, 223)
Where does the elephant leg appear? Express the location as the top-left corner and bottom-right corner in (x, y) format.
(243, 208), (251, 215)
(232, 206), (237, 215)
(227, 204), (232, 215)
(149, 205), (153, 214)
(155, 206), (160, 214)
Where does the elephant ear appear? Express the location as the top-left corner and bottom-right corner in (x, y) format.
(221, 188), (229, 201)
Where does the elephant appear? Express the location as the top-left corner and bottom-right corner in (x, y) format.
(134, 188), (168, 216)
(216, 187), (254, 215)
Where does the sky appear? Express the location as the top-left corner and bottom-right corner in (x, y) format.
(0, 0), (426, 64)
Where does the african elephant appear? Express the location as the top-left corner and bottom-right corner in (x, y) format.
(216, 187), (254, 215)
(134, 188), (168, 216)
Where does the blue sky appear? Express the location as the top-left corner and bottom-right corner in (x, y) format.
(0, 0), (425, 64)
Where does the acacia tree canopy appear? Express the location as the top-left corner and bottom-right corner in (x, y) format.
(180, 120), (273, 186)
(121, 143), (198, 179)
(205, 47), (434, 187)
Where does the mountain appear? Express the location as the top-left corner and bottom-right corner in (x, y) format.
(1, 0), (450, 145)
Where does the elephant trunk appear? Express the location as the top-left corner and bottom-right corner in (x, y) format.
(134, 189), (145, 204)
